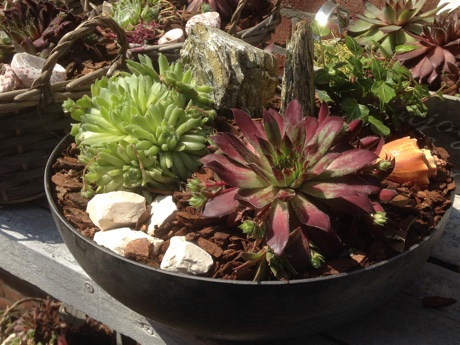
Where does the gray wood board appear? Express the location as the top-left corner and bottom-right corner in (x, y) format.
(0, 203), (334, 345)
(1, 196), (460, 345)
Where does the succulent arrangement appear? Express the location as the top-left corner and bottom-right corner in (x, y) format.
(346, 0), (439, 55)
(0, 0), (87, 60)
(395, 12), (460, 95)
(64, 54), (216, 197)
(44, 6), (455, 285)
(187, 99), (397, 279)
(313, 28), (432, 136)
(0, 297), (114, 345)
(0, 298), (67, 345)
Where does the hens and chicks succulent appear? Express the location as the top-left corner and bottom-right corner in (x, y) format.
(64, 54), (215, 197)
(347, 0), (460, 95)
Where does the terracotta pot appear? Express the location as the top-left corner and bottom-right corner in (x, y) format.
(45, 134), (453, 341)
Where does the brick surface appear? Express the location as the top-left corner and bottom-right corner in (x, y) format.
(0, 268), (47, 311)
(272, 15), (292, 46)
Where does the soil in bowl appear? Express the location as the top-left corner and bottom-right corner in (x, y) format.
(49, 121), (456, 281)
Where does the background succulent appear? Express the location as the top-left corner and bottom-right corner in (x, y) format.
(0, 0), (87, 60)
(64, 54), (216, 197)
(108, 0), (184, 44)
(346, 0), (438, 55)
(188, 99), (395, 280)
(395, 12), (460, 94)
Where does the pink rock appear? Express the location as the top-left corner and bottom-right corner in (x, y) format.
(0, 64), (17, 92)
(11, 53), (66, 88)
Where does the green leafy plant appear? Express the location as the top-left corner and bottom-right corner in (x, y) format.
(314, 31), (432, 136)
(395, 12), (460, 95)
(346, 0), (438, 55)
(64, 54), (216, 197)
(188, 99), (396, 280)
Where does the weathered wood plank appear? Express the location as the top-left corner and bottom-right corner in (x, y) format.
(1, 195), (459, 345)
(280, 20), (315, 116)
(324, 263), (460, 345)
(0, 203), (335, 345)
(431, 194), (460, 270)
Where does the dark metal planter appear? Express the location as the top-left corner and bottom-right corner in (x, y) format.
(45, 134), (453, 341)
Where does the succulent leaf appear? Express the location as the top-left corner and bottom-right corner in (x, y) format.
(202, 187), (239, 217)
(201, 154), (268, 188)
(266, 199), (290, 256)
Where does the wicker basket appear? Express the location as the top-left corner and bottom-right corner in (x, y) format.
(127, 0), (282, 61)
(0, 16), (128, 204)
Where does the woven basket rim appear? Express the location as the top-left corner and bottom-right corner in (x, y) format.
(0, 16), (128, 114)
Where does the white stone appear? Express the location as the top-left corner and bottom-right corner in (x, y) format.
(158, 28), (185, 45)
(185, 11), (221, 35)
(1, 333), (17, 345)
(101, 1), (113, 16)
(86, 191), (147, 231)
(147, 195), (178, 236)
(11, 52), (66, 88)
(94, 227), (164, 256)
(160, 236), (213, 275)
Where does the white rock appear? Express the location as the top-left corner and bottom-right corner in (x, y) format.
(161, 236), (213, 275)
(101, 1), (113, 16)
(1, 333), (17, 345)
(147, 195), (178, 236)
(158, 28), (185, 45)
(11, 52), (66, 88)
(94, 227), (164, 256)
(185, 11), (221, 35)
(87, 191), (147, 231)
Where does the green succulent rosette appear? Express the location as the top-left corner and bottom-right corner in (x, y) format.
(64, 54), (216, 197)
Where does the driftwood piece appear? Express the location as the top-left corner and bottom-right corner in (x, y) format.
(180, 23), (278, 116)
(280, 21), (315, 116)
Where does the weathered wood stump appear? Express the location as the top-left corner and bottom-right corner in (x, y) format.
(280, 21), (315, 116)
(180, 23), (278, 116)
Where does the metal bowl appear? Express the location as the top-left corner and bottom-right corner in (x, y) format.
(45, 134), (453, 341)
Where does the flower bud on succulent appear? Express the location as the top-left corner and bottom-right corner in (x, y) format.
(64, 54), (215, 196)
(239, 219), (266, 240)
(372, 211), (388, 226)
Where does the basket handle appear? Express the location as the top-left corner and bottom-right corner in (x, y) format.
(31, 16), (128, 91)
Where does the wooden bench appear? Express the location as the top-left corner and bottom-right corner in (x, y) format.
(1, 195), (459, 345)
